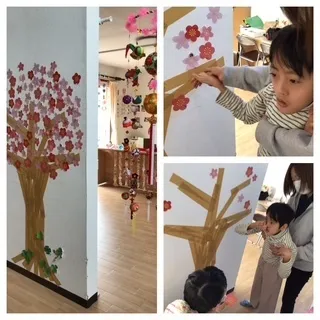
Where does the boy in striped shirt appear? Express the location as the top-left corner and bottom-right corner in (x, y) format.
(192, 25), (313, 156)
(235, 203), (297, 313)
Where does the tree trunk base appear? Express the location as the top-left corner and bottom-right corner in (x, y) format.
(12, 252), (61, 286)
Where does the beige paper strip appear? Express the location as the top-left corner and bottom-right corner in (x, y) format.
(163, 57), (225, 156)
(164, 225), (204, 242)
(217, 178), (251, 220)
(164, 7), (196, 35)
(12, 254), (24, 263)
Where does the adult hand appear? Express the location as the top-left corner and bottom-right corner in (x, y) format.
(270, 245), (292, 262)
(254, 221), (266, 231)
(304, 107), (313, 135)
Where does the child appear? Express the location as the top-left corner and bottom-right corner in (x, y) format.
(192, 25), (313, 156)
(164, 266), (227, 313)
(235, 203), (297, 313)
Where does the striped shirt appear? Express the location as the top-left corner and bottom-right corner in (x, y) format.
(235, 223), (297, 278)
(164, 299), (197, 313)
(216, 83), (311, 156)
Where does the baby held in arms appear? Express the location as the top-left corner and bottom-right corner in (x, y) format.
(192, 25), (313, 156)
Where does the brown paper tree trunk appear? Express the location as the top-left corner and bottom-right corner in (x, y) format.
(12, 170), (61, 285)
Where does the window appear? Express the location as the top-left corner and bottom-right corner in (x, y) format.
(98, 81), (111, 148)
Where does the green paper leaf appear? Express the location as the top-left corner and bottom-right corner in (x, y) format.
(44, 246), (52, 255)
(39, 260), (46, 269)
(51, 264), (58, 274)
(36, 232), (44, 240)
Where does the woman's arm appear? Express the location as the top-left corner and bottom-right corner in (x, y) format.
(224, 66), (271, 93)
(297, 237), (313, 263)
(255, 119), (313, 156)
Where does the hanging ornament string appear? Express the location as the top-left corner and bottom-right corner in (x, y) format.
(125, 8), (157, 36)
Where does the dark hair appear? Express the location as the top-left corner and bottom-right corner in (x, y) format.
(270, 24), (313, 78)
(267, 203), (295, 227)
(183, 266), (227, 313)
(281, 7), (313, 65)
(284, 163), (313, 196)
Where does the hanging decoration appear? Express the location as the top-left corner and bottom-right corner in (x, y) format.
(133, 95), (142, 104)
(122, 95), (132, 104)
(144, 52), (157, 76)
(125, 8), (157, 36)
(125, 66), (141, 87)
(125, 44), (146, 60)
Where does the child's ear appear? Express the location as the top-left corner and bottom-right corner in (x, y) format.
(280, 223), (288, 231)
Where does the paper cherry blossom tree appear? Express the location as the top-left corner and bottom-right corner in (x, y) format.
(164, 168), (253, 270)
(7, 61), (83, 285)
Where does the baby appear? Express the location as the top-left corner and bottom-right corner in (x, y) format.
(192, 25), (313, 156)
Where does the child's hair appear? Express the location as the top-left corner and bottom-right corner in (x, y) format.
(270, 24), (313, 77)
(183, 266), (227, 313)
(266, 203), (295, 227)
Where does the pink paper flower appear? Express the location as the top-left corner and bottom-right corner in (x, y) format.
(207, 7), (223, 23)
(173, 31), (190, 49)
(210, 168), (218, 179)
(183, 54), (200, 70)
(238, 194), (244, 203)
(18, 63), (24, 71)
(139, 8), (149, 17)
(201, 26), (214, 41)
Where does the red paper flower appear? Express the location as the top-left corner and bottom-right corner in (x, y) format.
(185, 25), (201, 42)
(33, 112), (40, 123)
(172, 95), (190, 111)
(72, 73), (81, 84)
(18, 62), (24, 71)
(62, 162), (70, 171)
(49, 97), (56, 108)
(9, 76), (16, 87)
(48, 153), (56, 162)
(59, 128), (67, 138)
(40, 161), (49, 173)
(8, 88), (15, 98)
(246, 166), (253, 177)
(50, 169), (58, 180)
(34, 88), (42, 100)
(199, 42), (215, 60)
(28, 71), (34, 80)
(14, 98), (23, 109)
(53, 71), (61, 82)
(164, 200), (172, 212)
(35, 138), (40, 146)
(9, 99), (14, 108)
(43, 115), (51, 128)
(7, 127), (11, 135)
(15, 160), (21, 170)
(47, 140), (56, 151)
(56, 98), (65, 111)
(23, 139), (29, 148)
(17, 142), (24, 153)
(244, 200), (251, 210)
(24, 158), (32, 168)
(27, 131), (33, 140)
(65, 141), (74, 152)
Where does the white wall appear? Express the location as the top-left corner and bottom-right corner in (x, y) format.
(7, 7), (98, 300)
(262, 162), (290, 201)
(251, 6), (288, 23)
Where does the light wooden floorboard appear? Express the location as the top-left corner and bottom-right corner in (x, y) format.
(222, 233), (313, 313)
(7, 186), (157, 313)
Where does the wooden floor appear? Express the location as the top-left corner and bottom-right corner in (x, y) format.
(235, 88), (259, 157)
(7, 186), (157, 313)
(222, 233), (313, 313)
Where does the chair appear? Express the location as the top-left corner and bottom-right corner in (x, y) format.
(260, 42), (271, 65)
(237, 34), (262, 66)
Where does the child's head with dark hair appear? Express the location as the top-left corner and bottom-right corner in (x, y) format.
(269, 25), (313, 115)
(183, 266), (227, 313)
(265, 203), (295, 236)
